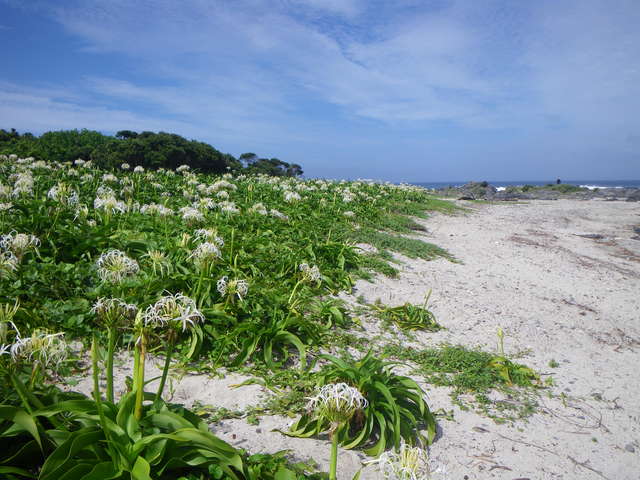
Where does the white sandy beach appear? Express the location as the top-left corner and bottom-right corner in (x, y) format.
(68, 199), (640, 479)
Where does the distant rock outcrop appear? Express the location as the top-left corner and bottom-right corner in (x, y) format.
(436, 183), (640, 202)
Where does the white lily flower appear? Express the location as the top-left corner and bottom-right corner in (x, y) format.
(96, 249), (139, 283)
(216, 276), (249, 300)
(143, 293), (204, 332)
(306, 383), (367, 430)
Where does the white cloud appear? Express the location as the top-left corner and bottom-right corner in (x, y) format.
(4, 0), (639, 179)
(288, 0), (364, 18)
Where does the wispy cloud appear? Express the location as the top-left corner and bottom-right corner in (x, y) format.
(2, 0), (639, 179)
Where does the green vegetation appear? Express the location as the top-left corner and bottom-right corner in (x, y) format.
(382, 343), (540, 420)
(0, 129), (303, 176)
(0, 152), (462, 477)
(515, 184), (585, 194)
(371, 291), (440, 331)
(287, 352), (436, 456)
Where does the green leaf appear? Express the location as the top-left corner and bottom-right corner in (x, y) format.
(39, 428), (105, 480)
(274, 468), (297, 480)
(0, 406), (42, 450)
(131, 456), (152, 480)
(0, 466), (35, 478)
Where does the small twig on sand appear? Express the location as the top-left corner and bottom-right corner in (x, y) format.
(568, 456), (611, 480)
(494, 433), (557, 456)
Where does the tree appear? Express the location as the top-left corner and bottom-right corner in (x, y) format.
(115, 130), (138, 140)
(239, 152), (258, 167)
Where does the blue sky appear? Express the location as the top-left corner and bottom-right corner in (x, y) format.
(1, 0), (639, 181)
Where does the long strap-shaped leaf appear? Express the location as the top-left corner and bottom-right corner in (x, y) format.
(0, 406), (42, 450)
(39, 427), (104, 480)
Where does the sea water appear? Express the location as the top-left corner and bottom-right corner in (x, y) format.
(413, 180), (640, 190)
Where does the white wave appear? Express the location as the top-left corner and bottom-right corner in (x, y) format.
(495, 187), (506, 191)
(579, 184), (624, 190)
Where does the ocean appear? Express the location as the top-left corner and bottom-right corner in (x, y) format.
(413, 180), (640, 190)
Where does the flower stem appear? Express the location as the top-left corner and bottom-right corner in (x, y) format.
(106, 327), (117, 403)
(155, 336), (175, 404)
(329, 428), (340, 480)
(287, 280), (303, 305)
(134, 332), (147, 420)
(91, 335), (116, 459)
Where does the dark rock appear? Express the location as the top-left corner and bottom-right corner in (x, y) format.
(576, 234), (605, 239)
(625, 443), (636, 453)
(626, 190), (640, 202)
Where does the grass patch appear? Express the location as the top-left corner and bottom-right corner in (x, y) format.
(371, 294), (441, 331)
(353, 229), (455, 262)
(382, 343), (541, 421)
(357, 253), (400, 278)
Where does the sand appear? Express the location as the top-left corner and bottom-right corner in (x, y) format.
(66, 199), (640, 479)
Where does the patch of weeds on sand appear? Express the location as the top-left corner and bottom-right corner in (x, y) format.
(233, 366), (318, 419)
(371, 290), (441, 331)
(191, 402), (245, 423)
(382, 343), (541, 421)
(353, 229), (455, 262)
(357, 253), (400, 277)
(389, 197), (460, 216)
(330, 330), (372, 355)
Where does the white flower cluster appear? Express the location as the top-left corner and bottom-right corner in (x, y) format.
(299, 263), (321, 283)
(102, 173), (119, 183)
(143, 249), (172, 277)
(176, 164), (190, 173)
(306, 383), (368, 427)
(11, 171), (34, 197)
(188, 242), (222, 269)
(140, 203), (173, 217)
(94, 186), (127, 215)
(0, 231), (39, 254)
(95, 249), (139, 283)
(211, 179), (237, 191)
(270, 209), (288, 221)
(249, 202), (268, 215)
(4, 329), (68, 369)
(47, 182), (79, 207)
(218, 201), (239, 214)
(133, 166), (145, 173)
(194, 197), (217, 210)
(194, 229), (224, 247)
(91, 297), (138, 327)
(284, 191), (301, 202)
(143, 293), (204, 332)
(376, 442), (446, 480)
(342, 190), (356, 202)
(179, 206), (205, 224)
(216, 276), (249, 300)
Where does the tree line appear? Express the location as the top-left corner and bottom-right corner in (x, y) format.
(0, 128), (303, 177)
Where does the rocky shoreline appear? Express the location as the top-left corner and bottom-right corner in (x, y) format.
(436, 181), (640, 202)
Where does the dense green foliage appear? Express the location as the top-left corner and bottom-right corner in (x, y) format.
(0, 153), (460, 477)
(0, 154), (450, 362)
(0, 129), (303, 177)
(286, 352), (436, 456)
